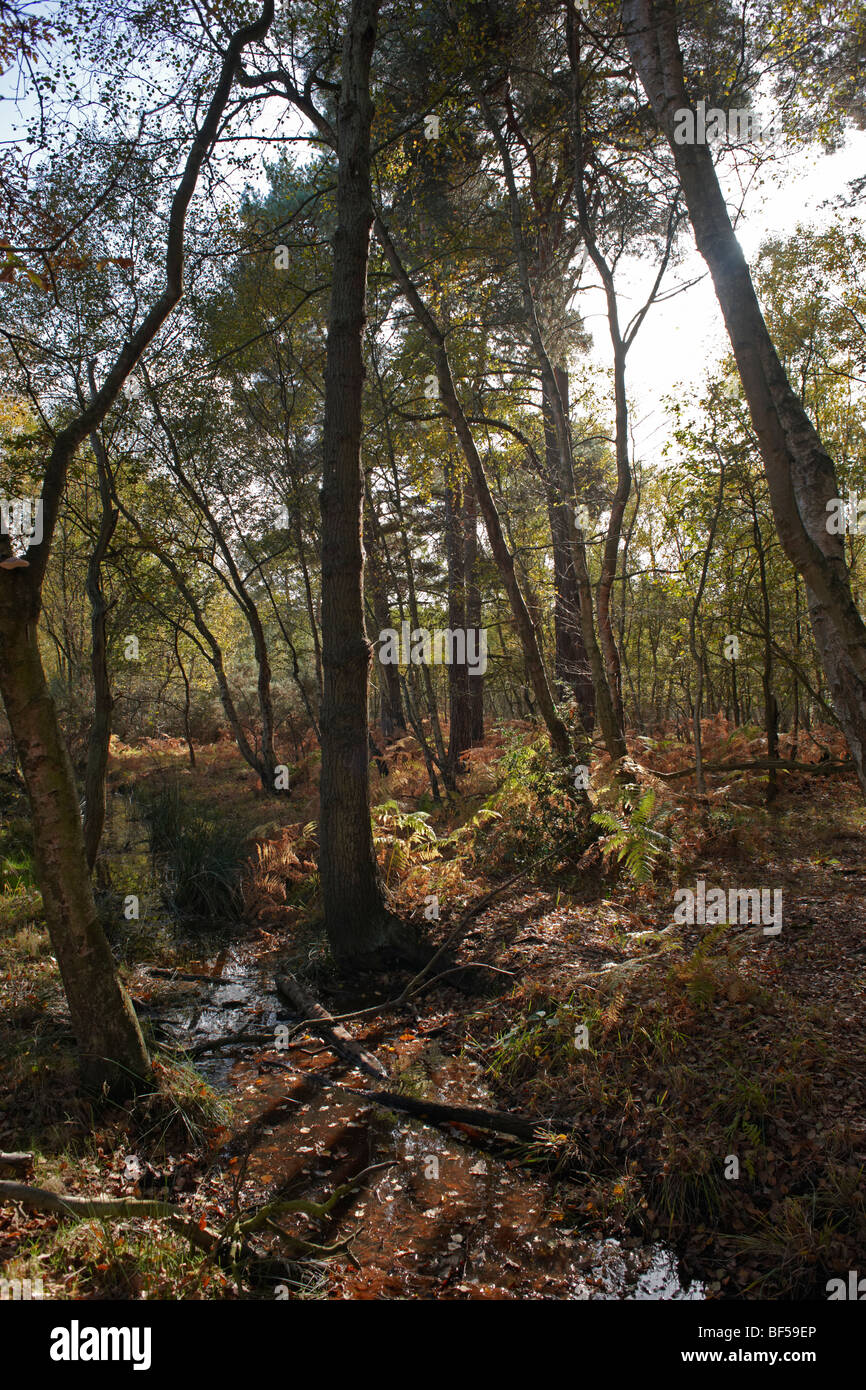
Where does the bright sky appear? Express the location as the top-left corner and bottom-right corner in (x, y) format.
(580, 131), (866, 466)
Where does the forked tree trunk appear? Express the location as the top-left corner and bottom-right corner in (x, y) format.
(622, 0), (866, 795)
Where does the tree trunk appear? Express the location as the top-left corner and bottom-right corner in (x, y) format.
(83, 423), (118, 872)
(750, 494), (779, 801)
(445, 457), (472, 777)
(544, 374), (595, 729)
(173, 629), (196, 768)
(623, 0), (866, 796)
(364, 503), (406, 740)
(319, 0), (414, 967)
(464, 477), (485, 743)
(0, 602), (149, 1093)
(372, 357), (451, 781)
(0, 0), (274, 1092)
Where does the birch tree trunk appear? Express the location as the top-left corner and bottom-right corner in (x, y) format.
(622, 0), (866, 795)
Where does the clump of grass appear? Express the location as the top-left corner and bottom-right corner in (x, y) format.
(0, 814), (36, 894)
(727, 1193), (855, 1298)
(137, 781), (245, 926)
(129, 1053), (233, 1149)
(39, 1217), (218, 1300)
(487, 995), (592, 1082)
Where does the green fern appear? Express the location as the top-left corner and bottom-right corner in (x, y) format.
(372, 800), (439, 883)
(591, 788), (671, 885)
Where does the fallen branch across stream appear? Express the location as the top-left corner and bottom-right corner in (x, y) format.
(275, 974), (389, 1080)
(344, 1088), (571, 1143)
(273, 956), (576, 1147)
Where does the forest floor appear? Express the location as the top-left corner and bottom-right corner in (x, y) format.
(1, 719), (865, 1300)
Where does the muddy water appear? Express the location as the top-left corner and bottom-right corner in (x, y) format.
(148, 942), (704, 1301)
(111, 789), (703, 1299)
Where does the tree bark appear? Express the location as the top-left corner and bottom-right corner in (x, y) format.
(445, 457), (472, 777)
(0, 1), (274, 1092)
(83, 419), (118, 871)
(318, 0), (415, 967)
(0, 607), (149, 1093)
(464, 478), (485, 743)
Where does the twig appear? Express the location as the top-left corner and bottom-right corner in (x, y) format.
(407, 963), (515, 995)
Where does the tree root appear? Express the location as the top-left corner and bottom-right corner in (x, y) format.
(0, 1161), (391, 1278)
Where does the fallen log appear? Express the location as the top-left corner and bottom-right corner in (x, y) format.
(144, 967), (247, 985)
(0, 1152), (34, 1176)
(275, 973), (389, 1081)
(655, 757), (854, 782)
(345, 1088), (571, 1143)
